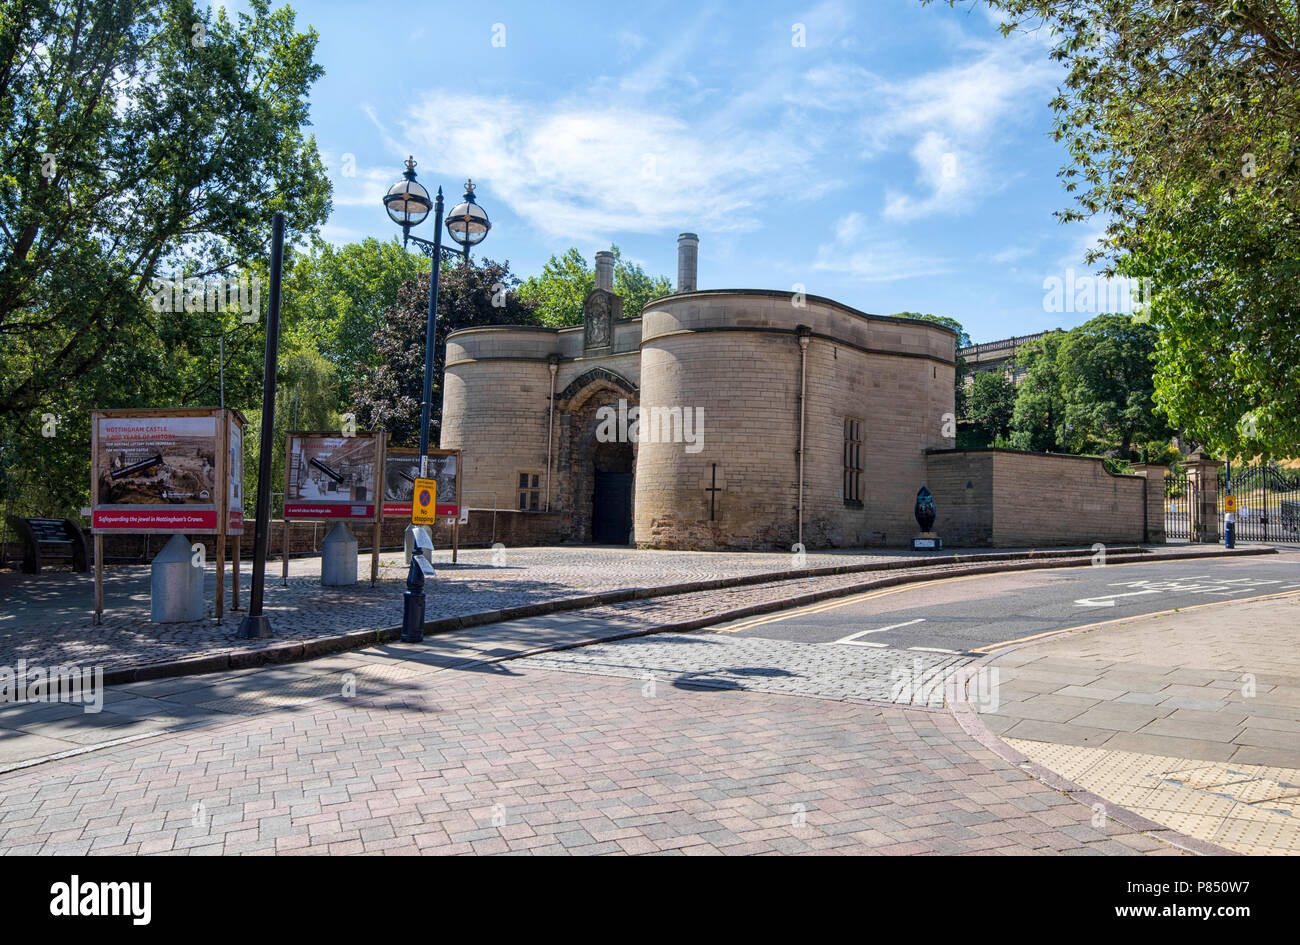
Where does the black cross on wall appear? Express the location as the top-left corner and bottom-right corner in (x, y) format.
(705, 463), (722, 521)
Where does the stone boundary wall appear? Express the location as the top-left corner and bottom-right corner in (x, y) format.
(926, 449), (1149, 546)
(74, 509), (566, 565)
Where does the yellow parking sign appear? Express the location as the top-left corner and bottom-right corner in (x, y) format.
(1224, 494), (1237, 514)
(412, 478), (437, 525)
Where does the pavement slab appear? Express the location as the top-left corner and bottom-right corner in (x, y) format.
(969, 591), (1300, 854)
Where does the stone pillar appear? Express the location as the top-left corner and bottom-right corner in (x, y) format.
(150, 533), (205, 622)
(1185, 451), (1224, 543)
(594, 250), (615, 292)
(676, 233), (698, 293)
(1130, 463), (1166, 544)
(321, 521), (358, 585)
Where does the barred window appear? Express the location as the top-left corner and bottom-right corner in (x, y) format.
(844, 418), (863, 505)
(517, 471), (541, 511)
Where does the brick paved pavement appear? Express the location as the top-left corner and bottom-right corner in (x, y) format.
(0, 618), (967, 770)
(0, 660), (1184, 855)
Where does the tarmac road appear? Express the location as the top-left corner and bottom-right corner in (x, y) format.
(710, 551), (1300, 655)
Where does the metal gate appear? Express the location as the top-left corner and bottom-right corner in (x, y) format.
(1219, 463), (1300, 542)
(1164, 469), (1194, 540)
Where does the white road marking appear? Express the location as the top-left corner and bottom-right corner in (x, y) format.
(830, 618), (925, 646)
(909, 646), (958, 654)
(1075, 589), (1162, 607)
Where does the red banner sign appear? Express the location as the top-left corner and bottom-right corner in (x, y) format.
(283, 502), (375, 520)
(94, 509), (219, 530)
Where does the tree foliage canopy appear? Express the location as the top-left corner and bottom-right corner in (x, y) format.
(0, 0), (331, 514)
(1001, 314), (1171, 457)
(937, 0), (1300, 458)
(351, 259), (540, 449)
(516, 245), (672, 326)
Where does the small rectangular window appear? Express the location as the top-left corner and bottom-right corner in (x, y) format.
(843, 418), (863, 505)
(517, 471), (542, 511)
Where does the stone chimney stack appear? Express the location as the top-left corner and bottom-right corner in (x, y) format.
(594, 250), (615, 292)
(676, 233), (698, 293)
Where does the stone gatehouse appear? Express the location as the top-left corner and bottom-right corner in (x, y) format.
(440, 234), (965, 550)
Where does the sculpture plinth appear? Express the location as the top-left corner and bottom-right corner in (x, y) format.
(912, 486), (942, 551)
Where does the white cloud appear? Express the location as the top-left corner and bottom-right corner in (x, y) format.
(814, 211), (948, 283)
(991, 244), (1036, 264)
(835, 211), (867, 243)
(395, 93), (813, 241)
(783, 32), (1059, 221)
(318, 148), (396, 209)
(882, 132), (989, 221)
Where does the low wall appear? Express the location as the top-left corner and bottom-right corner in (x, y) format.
(86, 508), (567, 564)
(926, 448), (1151, 546)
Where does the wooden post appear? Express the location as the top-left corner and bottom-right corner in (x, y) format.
(93, 533), (104, 624)
(452, 450), (461, 564)
(215, 532), (225, 620)
(371, 434), (385, 586)
(214, 405), (227, 621)
(232, 531), (241, 609)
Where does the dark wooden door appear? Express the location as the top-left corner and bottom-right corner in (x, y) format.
(592, 472), (633, 544)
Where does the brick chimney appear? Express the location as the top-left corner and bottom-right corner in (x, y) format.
(676, 233), (698, 293)
(594, 250), (615, 292)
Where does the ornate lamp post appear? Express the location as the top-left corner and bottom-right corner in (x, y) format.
(382, 157), (490, 478)
(383, 159), (489, 642)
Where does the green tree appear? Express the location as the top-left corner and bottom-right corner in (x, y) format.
(279, 238), (425, 400)
(1056, 314), (1171, 458)
(1121, 188), (1300, 460)
(517, 245), (671, 326)
(933, 0), (1300, 457)
(242, 348), (340, 517)
(0, 0), (330, 514)
(965, 370), (1017, 447)
(352, 259), (540, 448)
(1009, 332), (1067, 453)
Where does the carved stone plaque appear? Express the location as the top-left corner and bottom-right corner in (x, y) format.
(583, 288), (621, 350)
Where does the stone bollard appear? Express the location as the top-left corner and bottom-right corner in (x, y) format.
(151, 533), (205, 623)
(321, 521), (358, 586)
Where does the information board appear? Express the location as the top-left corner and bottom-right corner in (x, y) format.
(381, 447), (459, 517)
(283, 432), (384, 521)
(91, 407), (244, 534)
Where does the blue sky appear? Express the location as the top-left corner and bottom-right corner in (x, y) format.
(227, 0), (1117, 343)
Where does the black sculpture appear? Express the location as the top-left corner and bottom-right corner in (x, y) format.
(914, 486), (936, 533)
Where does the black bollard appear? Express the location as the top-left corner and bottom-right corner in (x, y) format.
(401, 556), (426, 642)
(401, 526), (435, 642)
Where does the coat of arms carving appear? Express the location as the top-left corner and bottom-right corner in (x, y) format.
(583, 289), (621, 349)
